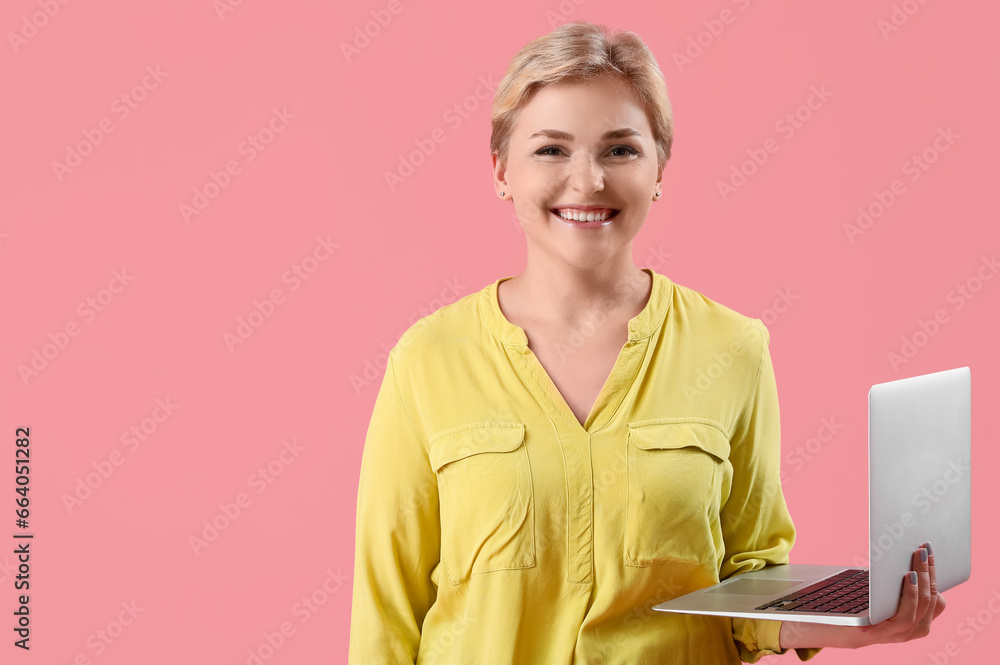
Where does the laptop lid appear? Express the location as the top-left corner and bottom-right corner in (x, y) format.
(868, 366), (972, 623)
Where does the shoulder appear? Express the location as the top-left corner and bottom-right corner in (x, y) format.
(389, 279), (493, 371)
(653, 276), (772, 417)
(666, 277), (768, 348)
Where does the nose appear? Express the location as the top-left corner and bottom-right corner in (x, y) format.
(567, 152), (605, 196)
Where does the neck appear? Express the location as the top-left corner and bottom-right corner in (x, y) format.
(506, 247), (652, 328)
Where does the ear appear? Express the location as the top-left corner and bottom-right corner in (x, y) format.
(492, 152), (508, 197)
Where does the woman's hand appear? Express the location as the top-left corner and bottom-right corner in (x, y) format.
(855, 542), (947, 643)
(779, 543), (947, 650)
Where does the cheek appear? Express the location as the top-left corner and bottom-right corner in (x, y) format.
(515, 200), (552, 224)
(524, 172), (564, 204)
(510, 171), (557, 212)
(627, 186), (657, 212)
(619, 188), (652, 212)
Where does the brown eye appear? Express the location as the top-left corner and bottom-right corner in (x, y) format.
(611, 146), (639, 157)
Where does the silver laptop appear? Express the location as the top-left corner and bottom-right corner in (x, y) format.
(653, 366), (971, 626)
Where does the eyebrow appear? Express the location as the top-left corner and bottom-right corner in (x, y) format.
(527, 128), (642, 141)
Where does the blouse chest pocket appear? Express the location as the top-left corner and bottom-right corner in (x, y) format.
(429, 422), (535, 585)
(624, 420), (731, 567)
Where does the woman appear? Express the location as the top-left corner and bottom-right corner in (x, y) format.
(349, 20), (945, 664)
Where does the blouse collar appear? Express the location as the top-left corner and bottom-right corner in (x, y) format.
(479, 268), (672, 346)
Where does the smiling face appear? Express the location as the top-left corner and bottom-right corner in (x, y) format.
(493, 74), (663, 272)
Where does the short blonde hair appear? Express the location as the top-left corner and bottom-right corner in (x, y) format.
(490, 21), (673, 174)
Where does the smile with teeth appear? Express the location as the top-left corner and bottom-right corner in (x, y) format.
(553, 208), (619, 222)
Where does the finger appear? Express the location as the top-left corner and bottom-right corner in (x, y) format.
(913, 547), (933, 625)
(923, 542), (948, 621)
(913, 546), (935, 636)
(923, 542), (939, 597)
(933, 592), (948, 619)
(895, 567), (921, 633)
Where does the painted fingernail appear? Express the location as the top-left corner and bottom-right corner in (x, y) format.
(909, 571), (918, 585)
(920, 548), (928, 563)
(924, 542), (933, 555)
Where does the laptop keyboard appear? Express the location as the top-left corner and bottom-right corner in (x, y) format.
(754, 569), (869, 614)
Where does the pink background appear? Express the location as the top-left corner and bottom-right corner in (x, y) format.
(2, 0), (998, 662)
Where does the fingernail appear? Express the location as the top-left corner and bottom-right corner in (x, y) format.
(909, 571), (918, 585)
(924, 542), (933, 555)
(920, 548), (928, 563)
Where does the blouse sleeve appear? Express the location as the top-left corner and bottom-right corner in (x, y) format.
(721, 319), (823, 662)
(349, 348), (440, 664)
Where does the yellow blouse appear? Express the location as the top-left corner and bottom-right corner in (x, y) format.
(349, 269), (822, 663)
